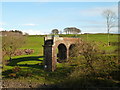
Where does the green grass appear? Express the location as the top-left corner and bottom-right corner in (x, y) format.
(3, 36), (44, 77)
(21, 36), (44, 55)
(75, 34), (118, 53)
(3, 34), (119, 70)
(2, 34), (119, 86)
(80, 34), (118, 53)
(60, 34), (118, 53)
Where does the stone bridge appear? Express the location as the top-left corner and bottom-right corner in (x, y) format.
(43, 36), (81, 71)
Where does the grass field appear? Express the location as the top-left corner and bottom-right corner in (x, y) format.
(2, 34), (119, 88)
(60, 34), (118, 53)
(21, 35), (44, 55)
(3, 34), (118, 73)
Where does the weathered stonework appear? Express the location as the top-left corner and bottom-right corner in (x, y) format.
(43, 36), (81, 71)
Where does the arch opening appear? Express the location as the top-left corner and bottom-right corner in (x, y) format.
(69, 44), (76, 57)
(57, 43), (67, 62)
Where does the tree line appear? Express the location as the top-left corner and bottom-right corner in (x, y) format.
(51, 27), (81, 35)
(1, 30), (29, 36)
(1, 30), (23, 35)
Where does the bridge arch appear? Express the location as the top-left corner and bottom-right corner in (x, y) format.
(43, 36), (81, 71)
(57, 43), (67, 62)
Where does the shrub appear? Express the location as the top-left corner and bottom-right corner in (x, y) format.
(68, 40), (119, 81)
(58, 40), (120, 88)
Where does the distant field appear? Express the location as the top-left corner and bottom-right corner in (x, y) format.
(60, 34), (118, 53)
(22, 34), (118, 55)
(21, 35), (44, 56)
(79, 34), (118, 53)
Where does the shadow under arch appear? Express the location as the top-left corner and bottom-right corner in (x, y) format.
(57, 43), (67, 62)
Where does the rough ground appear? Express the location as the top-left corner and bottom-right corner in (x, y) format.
(2, 79), (59, 89)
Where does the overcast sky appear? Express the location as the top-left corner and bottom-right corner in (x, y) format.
(0, 2), (118, 35)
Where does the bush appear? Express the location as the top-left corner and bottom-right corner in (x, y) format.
(65, 40), (119, 88)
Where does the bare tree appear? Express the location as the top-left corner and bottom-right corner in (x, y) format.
(102, 9), (117, 46)
(2, 31), (26, 60)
